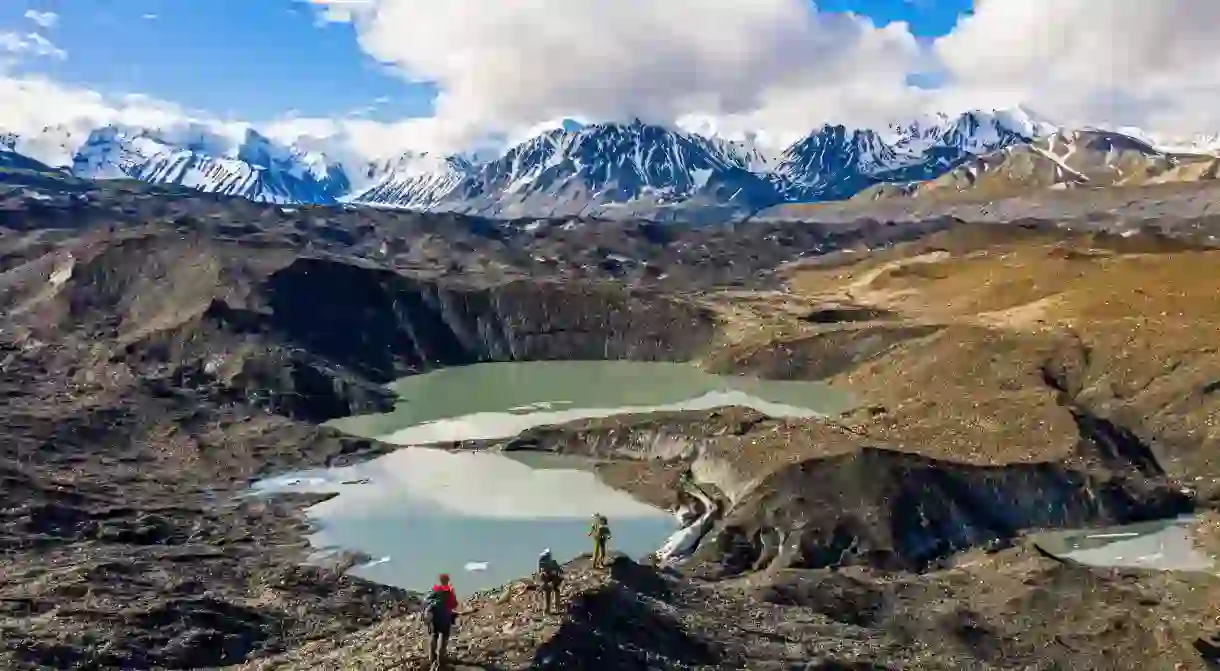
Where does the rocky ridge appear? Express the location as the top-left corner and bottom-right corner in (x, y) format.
(8, 108), (1215, 220)
(852, 129), (1220, 202)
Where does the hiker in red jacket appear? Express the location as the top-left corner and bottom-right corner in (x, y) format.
(423, 573), (459, 669)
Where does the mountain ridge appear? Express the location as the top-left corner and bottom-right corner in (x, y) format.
(2, 109), (1215, 216)
(848, 128), (1220, 204)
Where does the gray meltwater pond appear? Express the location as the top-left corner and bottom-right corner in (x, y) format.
(1035, 515), (1216, 573)
(256, 361), (855, 593)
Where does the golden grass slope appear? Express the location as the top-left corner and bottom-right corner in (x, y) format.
(854, 129), (1220, 203)
(703, 226), (1220, 496)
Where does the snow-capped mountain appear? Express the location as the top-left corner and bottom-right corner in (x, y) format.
(6, 124), (89, 168)
(349, 152), (475, 209)
(773, 126), (902, 201)
(70, 125), (350, 204)
(889, 108), (1057, 155)
(0, 132), (59, 173)
(2, 106), (1214, 218)
(1110, 127), (1220, 156)
(442, 119), (781, 217)
(709, 135), (775, 173)
(852, 128), (1220, 203)
(338, 119), (783, 218)
(774, 109), (1055, 201)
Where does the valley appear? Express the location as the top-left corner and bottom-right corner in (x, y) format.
(1, 170), (1220, 669)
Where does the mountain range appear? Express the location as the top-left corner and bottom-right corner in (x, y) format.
(850, 129), (1220, 204)
(2, 108), (1218, 219)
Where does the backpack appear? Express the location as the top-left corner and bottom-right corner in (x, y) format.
(597, 523), (612, 542)
(539, 558), (563, 586)
(422, 588), (448, 622)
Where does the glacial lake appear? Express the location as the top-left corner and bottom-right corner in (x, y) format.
(256, 361), (855, 593)
(1035, 515), (1215, 573)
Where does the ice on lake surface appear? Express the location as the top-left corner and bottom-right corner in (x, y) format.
(255, 361), (856, 592)
(254, 448), (679, 592)
(1036, 515), (1215, 573)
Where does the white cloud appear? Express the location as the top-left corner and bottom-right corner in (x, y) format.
(308, 0), (923, 150)
(0, 77), (241, 165)
(0, 31), (66, 61)
(263, 115), (456, 160)
(0, 72), (442, 167)
(3, 0), (1220, 163)
(300, 0), (1220, 150)
(932, 0), (1220, 134)
(305, 0), (373, 25)
(23, 10), (58, 30)
(141, 14), (158, 21)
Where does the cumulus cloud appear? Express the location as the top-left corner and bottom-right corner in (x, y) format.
(310, 0), (923, 149)
(23, 10), (58, 30)
(263, 115), (459, 160)
(3, 0), (1220, 161)
(0, 75), (414, 165)
(0, 77), (227, 166)
(300, 0), (1220, 150)
(0, 79), (195, 134)
(306, 0), (373, 25)
(933, 0), (1220, 134)
(0, 31), (67, 61)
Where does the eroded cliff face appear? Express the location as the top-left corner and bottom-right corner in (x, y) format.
(693, 445), (1191, 577)
(223, 258), (716, 421)
(2, 231), (720, 426)
(257, 257), (717, 380)
(471, 403), (1192, 577)
(0, 227), (729, 669)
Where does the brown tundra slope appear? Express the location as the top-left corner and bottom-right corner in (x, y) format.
(246, 229), (1220, 669)
(1, 176), (1220, 670)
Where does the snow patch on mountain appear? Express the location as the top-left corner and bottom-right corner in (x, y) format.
(4, 106), (1212, 216)
(348, 152), (474, 208)
(4, 123), (94, 169)
(0, 132), (59, 174)
(435, 119), (782, 217)
(68, 125), (349, 203)
(1110, 127), (1220, 156)
(774, 109), (1058, 201)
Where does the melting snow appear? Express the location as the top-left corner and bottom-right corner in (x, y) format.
(360, 556), (393, 569)
(1030, 144), (1090, 183)
(47, 255), (74, 288)
(691, 168), (712, 190)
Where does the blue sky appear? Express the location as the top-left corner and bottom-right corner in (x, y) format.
(1, 0), (436, 121)
(816, 0), (971, 37)
(1, 0), (972, 124)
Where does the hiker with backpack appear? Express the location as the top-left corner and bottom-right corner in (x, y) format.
(589, 514), (612, 568)
(536, 548), (564, 614)
(422, 573), (460, 670)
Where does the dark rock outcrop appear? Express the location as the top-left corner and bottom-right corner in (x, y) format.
(694, 445), (1191, 577)
(530, 559), (718, 670)
(258, 257), (718, 380)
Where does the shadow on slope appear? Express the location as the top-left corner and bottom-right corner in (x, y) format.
(530, 557), (716, 671)
(697, 445), (1191, 578)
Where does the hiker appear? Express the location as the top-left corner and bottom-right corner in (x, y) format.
(589, 514), (612, 568)
(422, 573), (459, 670)
(536, 548), (564, 614)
